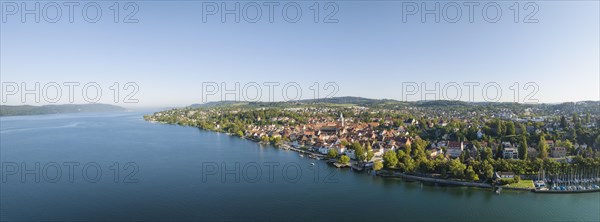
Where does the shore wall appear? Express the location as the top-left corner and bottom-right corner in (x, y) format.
(501, 187), (534, 192)
(377, 171), (493, 189)
(534, 188), (600, 194)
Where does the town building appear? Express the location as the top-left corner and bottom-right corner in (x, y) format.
(503, 147), (519, 160)
(446, 141), (464, 158)
(551, 147), (567, 158)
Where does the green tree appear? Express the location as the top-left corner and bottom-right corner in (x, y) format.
(506, 121), (516, 136)
(538, 135), (549, 159)
(482, 160), (495, 180)
(400, 155), (416, 173)
(585, 113), (591, 124)
(366, 142), (375, 161)
(373, 160), (384, 171)
(404, 144), (413, 157)
(568, 129), (577, 142)
(556, 140), (575, 155)
(327, 148), (338, 159)
(519, 136), (528, 160)
(354, 143), (367, 163)
(340, 140), (349, 147)
(518, 123), (527, 136)
(449, 158), (466, 178)
(417, 157), (434, 173)
(383, 150), (399, 168)
(481, 147), (494, 161)
(495, 120), (504, 137)
(366, 150), (374, 162)
(270, 136), (282, 145)
(260, 135), (270, 143)
(396, 150), (407, 162)
(560, 116), (568, 128)
(465, 166), (479, 182)
(339, 155), (350, 165)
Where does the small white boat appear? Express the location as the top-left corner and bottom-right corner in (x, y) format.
(310, 163), (315, 166)
(299, 154), (304, 157)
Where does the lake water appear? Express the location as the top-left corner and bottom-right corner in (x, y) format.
(1, 112), (599, 221)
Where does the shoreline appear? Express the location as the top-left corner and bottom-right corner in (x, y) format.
(153, 120), (600, 194)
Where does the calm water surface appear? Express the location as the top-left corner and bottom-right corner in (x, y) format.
(1, 112), (599, 221)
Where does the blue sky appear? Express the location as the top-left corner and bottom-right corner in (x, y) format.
(1, 1), (598, 108)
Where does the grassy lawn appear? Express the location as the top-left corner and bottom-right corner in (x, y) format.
(504, 180), (534, 189)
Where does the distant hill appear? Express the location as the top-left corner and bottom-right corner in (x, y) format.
(189, 101), (247, 108)
(189, 97), (600, 111)
(296, 96), (398, 105)
(0, 104), (126, 116)
(189, 97), (390, 108)
(415, 100), (470, 107)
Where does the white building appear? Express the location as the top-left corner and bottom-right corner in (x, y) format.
(503, 147), (519, 160)
(446, 141), (464, 158)
(318, 146), (330, 155)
